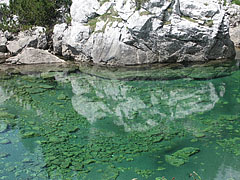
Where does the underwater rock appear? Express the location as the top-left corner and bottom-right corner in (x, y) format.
(0, 121), (8, 133)
(165, 155), (185, 167)
(57, 94), (67, 100)
(0, 152), (10, 158)
(39, 84), (54, 89)
(0, 137), (11, 144)
(22, 158), (33, 163)
(165, 147), (200, 167)
(194, 132), (206, 138)
(0, 111), (16, 119)
(21, 131), (39, 139)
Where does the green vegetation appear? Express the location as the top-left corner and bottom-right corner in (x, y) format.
(87, 7), (122, 33)
(98, 0), (109, 6)
(156, 172), (202, 180)
(0, 0), (72, 32)
(205, 20), (214, 27)
(182, 16), (198, 23)
(232, 0), (240, 5)
(139, 10), (152, 16)
(135, 0), (149, 10)
(163, 21), (171, 25)
(165, 147), (200, 167)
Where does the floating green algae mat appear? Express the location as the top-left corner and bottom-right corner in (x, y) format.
(0, 61), (239, 180)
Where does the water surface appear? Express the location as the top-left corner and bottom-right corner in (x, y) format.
(0, 60), (239, 180)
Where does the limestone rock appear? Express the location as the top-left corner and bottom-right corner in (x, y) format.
(70, 0), (100, 24)
(53, 23), (68, 55)
(6, 48), (65, 64)
(0, 31), (7, 53)
(53, 0), (235, 65)
(230, 26), (240, 47)
(228, 4), (240, 47)
(0, 54), (7, 63)
(7, 26), (48, 55)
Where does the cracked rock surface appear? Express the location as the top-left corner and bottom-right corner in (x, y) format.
(53, 0), (235, 65)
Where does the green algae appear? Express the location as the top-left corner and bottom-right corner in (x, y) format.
(165, 147), (200, 167)
(0, 138), (11, 144)
(0, 63), (239, 180)
(21, 131), (40, 138)
(0, 121), (8, 133)
(194, 132), (205, 138)
(0, 111), (16, 119)
(0, 153), (10, 158)
(217, 137), (240, 156)
(57, 94), (68, 100)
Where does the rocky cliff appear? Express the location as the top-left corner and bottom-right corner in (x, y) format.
(53, 0), (235, 66)
(0, 0), (237, 66)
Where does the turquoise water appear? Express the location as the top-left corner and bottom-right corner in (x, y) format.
(0, 60), (239, 180)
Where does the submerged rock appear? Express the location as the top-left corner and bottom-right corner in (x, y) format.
(165, 147), (200, 167)
(6, 48), (65, 64)
(53, 0), (235, 65)
(21, 131), (40, 139)
(0, 137), (11, 144)
(0, 152), (10, 158)
(0, 111), (15, 119)
(0, 121), (8, 133)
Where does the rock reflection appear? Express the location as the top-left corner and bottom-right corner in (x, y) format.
(214, 163), (240, 180)
(0, 86), (11, 104)
(71, 75), (224, 132)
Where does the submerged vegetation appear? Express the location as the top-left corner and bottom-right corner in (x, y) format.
(0, 61), (239, 179)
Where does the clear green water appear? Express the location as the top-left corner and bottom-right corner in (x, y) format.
(0, 61), (239, 180)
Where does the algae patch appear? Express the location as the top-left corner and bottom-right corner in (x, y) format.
(165, 147), (200, 167)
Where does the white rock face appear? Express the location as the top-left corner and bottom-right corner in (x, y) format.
(53, 0), (235, 65)
(228, 4), (240, 47)
(0, 31), (7, 53)
(6, 27), (47, 55)
(53, 23), (68, 55)
(6, 48), (65, 64)
(70, 0), (100, 24)
(0, 0), (9, 6)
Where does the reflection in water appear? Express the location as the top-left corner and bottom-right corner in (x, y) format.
(0, 86), (11, 104)
(71, 75), (225, 132)
(214, 163), (240, 180)
(0, 64), (239, 180)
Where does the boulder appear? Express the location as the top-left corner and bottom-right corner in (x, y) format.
(53, 23), (68, 55)
(6, 48), (65, 64)
(0, 31), (7, 53)
(53, 0), (235, 66)
(7, 26), (48, 55)
(228, 4), (240, 47)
